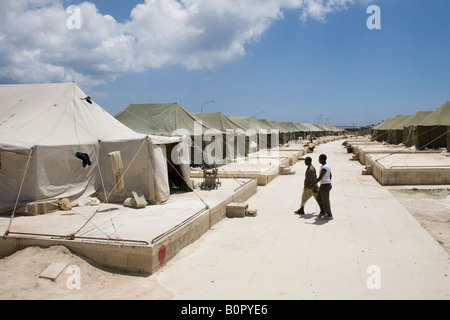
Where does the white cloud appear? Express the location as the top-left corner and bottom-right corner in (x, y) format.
(0, 0), (360, 88)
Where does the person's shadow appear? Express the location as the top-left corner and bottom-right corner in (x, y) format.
(296, 212), (329, 225)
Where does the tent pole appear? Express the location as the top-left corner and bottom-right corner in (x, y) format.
(3, 147), (34, 239)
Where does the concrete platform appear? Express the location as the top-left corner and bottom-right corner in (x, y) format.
(252, 149), (302, 166)
(191, 147), (302, 186)
(191, 159), (280, 186)
(365, 152), (450, 185)
(0, 178), (257, 274)
(345, 139), (450, 185)
(351, 143), (441, 165)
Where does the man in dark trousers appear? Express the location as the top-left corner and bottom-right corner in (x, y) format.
(310, 154), (333, 220)
(295, 156), (319, 215)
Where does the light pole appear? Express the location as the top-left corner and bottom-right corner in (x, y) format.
(255, 111), (264, 119)
(201, 100), (215, 113)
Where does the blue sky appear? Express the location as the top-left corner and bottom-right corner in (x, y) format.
(1, 0), (449, 126)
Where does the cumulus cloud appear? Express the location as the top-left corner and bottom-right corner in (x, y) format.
(0, 0), (359, 88)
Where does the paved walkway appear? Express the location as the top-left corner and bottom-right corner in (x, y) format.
(152, 139), (450, 299)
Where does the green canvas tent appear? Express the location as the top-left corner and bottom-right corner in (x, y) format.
(193, 112), (245, 132)
(401, 111), (433, 147)
(325, 125), (346, 135)
(229, 116), (277, 150)
(115, 103), (214, 166)
(410, 101), (450, 150)
(115, 103), (211, 136)
(301, 123), (324, 137)
(371, 117), (395, 142)
(194, 112), (247, 161)
(279, 122), (304, 140)
(385, 115), (414, 145)
(259, 120), (290, 145)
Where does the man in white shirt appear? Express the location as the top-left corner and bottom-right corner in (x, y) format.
(309, 154), (333, 220)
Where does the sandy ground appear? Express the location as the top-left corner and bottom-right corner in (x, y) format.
(389, 188), (450, 255)
(0, 187), (448, 300)
(0, 244), (174, 300)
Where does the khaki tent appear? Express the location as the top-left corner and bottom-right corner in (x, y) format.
(324, 125), (346, 135)
(259, 120), (290, 145)
(115, 103), (215, 165)
(229, 116), (278, 150)
(194, 112), (248, 161)
(409, 101), (450, 150)
(294, 123), (312, 138)
(0, 83), (191, 215)
(115, 102), (211, 136)
(301, 123), (324, 137)
(401, 111), (433, 147)
(385, 115), (414, 145)
(371, 118), (395, 142)
(279, 122), (304, 140)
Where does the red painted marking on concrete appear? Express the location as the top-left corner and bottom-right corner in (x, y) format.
(158, 245), (166, 264)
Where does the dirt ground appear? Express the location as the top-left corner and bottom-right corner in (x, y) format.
(389, 188), (450, 255)
(0, 188), (448, 300)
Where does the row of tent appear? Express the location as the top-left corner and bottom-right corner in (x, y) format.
(371, 101), (450, 151)
(115, 103), (346, 166)
(114, 102), (346, 145)
(0, 82), (344, 215)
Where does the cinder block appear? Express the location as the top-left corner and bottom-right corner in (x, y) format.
(226, 202), (248, 218)
(132, 191), (148, 208)
(25, 200), (59, 215)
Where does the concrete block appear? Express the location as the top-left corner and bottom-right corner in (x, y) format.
(132, 191), (148, 208)
(226, 202), (248, 218)
(25, 201), (59, 216)
(39, 262), (67, 281)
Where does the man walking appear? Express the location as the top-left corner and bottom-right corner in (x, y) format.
(310, 154), (333, 220)
(295, 157), (319, 215)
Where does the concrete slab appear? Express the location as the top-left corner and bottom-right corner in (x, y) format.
(39, 262), (67, 281)
(0, 177), (257, 274)
(345, 139), (450, 185)
(191, 158), (281, 186)
(365, 152), (450, 185)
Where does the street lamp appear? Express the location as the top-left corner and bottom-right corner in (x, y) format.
(255, 111), (264, 119)
(201, 100), (215, 113)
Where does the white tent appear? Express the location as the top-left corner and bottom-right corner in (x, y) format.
(0, 83), (192, 215)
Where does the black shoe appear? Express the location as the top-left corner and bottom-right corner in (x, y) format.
(295, 207), (305, 215)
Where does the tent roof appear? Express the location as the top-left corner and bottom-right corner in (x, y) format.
(258, 119), (286, 132)
(417, 101), (450, 126)
(300, 123), (323, 132)
(385, 115), (414, 130)
(0, 83), (147, 150)
(326, 125), (345, 132)
(193, 112), (245, 132)
(279, 122), (302, 132)
(372, 117), (396, 130)
(229, 116), (274, 131)
(115, 102), (211, 136)
(394, 111), (433, 129)
(268, 121), (291, 133)
(313, 124), (330, 131)
(294, 123), (311, 132)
